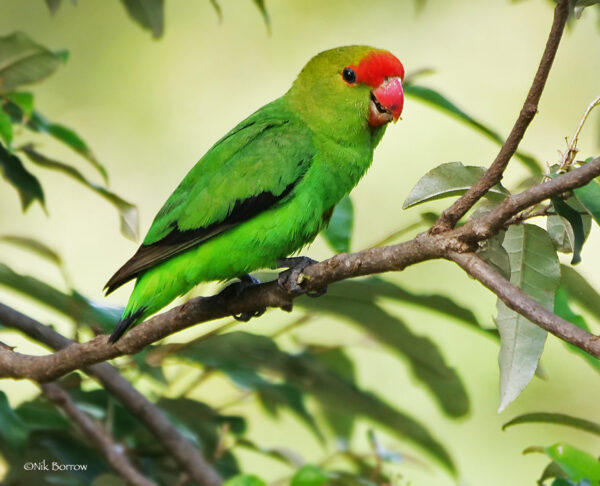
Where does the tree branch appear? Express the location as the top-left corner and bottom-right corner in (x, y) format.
(0, 304), (223, 486)
(448, 252), (600, 358)
(431, 0), (570, 232)
(41, 382), (156, 486)
(1, 158), (599, 381)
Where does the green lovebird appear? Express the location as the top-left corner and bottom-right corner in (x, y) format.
(105, 45), (404, 342)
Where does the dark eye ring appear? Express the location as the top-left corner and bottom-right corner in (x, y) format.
(342, 67), (357, 84)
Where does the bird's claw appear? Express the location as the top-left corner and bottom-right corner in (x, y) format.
(277, 256), (327, 297)
(220, 274), (266, 321)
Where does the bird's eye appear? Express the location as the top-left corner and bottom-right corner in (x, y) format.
(342, 67), (357, 84)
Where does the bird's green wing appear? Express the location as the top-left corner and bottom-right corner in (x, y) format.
(105, 98), (314, 293)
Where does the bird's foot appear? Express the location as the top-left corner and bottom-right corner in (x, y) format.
(277, 256), (327, 297)
(219, 274), (266, 322)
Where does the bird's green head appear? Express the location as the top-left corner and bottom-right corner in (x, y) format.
(287, 45), (404, 141)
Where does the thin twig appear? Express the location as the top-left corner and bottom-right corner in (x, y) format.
(41, 382), (156, 486)
(431, 0), (570, 232)
(559, 94), (600, 171)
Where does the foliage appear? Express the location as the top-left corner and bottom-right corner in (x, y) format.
(0, 1), (599, 486)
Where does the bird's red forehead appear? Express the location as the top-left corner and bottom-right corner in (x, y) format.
(351, 51), (404, 88)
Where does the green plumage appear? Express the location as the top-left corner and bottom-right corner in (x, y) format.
(106, 45), (395, 341)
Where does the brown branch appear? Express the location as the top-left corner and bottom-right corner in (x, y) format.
(456, 157), (600, 242)
(449, 252), (600, 358)
(41, 382), (156, 486)
(0, 304), (223, 486)
(431, 0), (570, 232)
(1, 158), (599, 381)
(0, 235), (453, 382)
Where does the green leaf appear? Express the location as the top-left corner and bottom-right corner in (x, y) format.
(0, 263), (121, 331)
(301, 292), (470, 418)
(551, 197), (587, 264)
(0, 141), (44, 210)
(559, 265), (600, 323)
(291, 465), (330, 486)
(540, 444), (600, 482)
(573, 176), (600, 226)
(120, 0), (164, 38)
(45, 0), (62, 15)
(253, 0), (271, 29)
(403, 84), (541, 174)
(0, 391), (29, 451)
(554, 286), (600, 373)
(503, 412), (600, 437)
(21, 146), (138, 240)
(224, 475), (266, 486)
(209, 0), (223, 21)
(496, 225), (560, 412)
(170, 332), (455, 473)
(3, 91), (34, 117)
(27, 111), (108, 183)
(322, 195), (353, 253)
(0, 105), (12, 146)
(0, 32), (66, 93)
(403, 161), (509, 209)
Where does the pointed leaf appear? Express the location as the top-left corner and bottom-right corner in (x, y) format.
(21, 146), (138, 240)
(403, 84), (542, 174)
(0, 141), (44, 210)
(253, 0), (270, 29)
(209, 0), (223, 21)
(403, 161), (509, 209)
(554, 286), (600, 373)
(322, 195), (353, 253)
(27, 111), (107, 182)
(496, 224), (560, 412)
(0, 32), (66, 93)
(120, 0), (164, 38)
(504, 412), (600, 436)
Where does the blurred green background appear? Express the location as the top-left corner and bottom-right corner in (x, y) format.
(1, 0), (599, 484)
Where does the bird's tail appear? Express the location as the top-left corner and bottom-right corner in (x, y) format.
(108, 308), (145, 343)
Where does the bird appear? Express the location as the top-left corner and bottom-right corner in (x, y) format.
(105, 45), (404, 343)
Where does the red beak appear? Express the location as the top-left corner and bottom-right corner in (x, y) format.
(369, 77), (404, 127)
